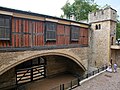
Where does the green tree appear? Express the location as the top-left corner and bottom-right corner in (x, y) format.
(61, 2), (72, 19)
(116, 21), (120, 40)
(61, 0), (99, 21)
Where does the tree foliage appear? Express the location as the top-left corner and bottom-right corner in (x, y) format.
(116, 21), (120, 40)
(61, 0), (99, 21)
(61, 0), (120, 39)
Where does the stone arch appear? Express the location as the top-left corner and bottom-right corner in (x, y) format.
(0, 50), (86, 75)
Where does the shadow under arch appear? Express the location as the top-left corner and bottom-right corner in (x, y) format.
(0, 50), (86, 75)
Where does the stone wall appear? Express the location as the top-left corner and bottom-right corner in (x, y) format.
(0, 68), (16, 89)
(111, 50), (120, 67)
(46, 55), (68, 77)
(90, 21), (111, 68)
(88, 7), (117, 23)
(68, 47), (89, 70)
(89, 7), (117, 69)
(43, 54), (84, 77)
(0, 47), (89, 89)
(0, 48), (89, 76)
(110, 21), (116, 45)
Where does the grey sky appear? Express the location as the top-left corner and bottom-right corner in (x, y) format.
(0, 0), (119, 19)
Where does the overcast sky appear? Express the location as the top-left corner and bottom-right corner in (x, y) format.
(0, 0), (119, 19)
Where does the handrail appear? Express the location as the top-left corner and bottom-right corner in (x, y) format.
(0, 66), (107, 90)
(50, 65), (107, 90)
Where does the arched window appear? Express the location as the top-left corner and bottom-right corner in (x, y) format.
(95, 25), (98, 30)
(99, 24), (101, 29)
(95, 24), (101, 30)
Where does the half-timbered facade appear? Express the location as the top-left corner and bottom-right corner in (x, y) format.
(0, 7), (89, 51)
(0, 6), (117, 90)
(0, 6), (90, 89)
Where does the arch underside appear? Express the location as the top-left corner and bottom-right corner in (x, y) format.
(0, 50), (86, 75)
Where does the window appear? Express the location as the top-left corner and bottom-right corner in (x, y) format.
(101, 11), (104, 15)
(95, 24), (101, 30)
(71, 26), (80, 41)
(99, 24), (101, 29)
(95, 25), (99, 30)
(0, 15), (11, 40)
(46, 22), (56, 41)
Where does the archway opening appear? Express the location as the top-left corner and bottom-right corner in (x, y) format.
(0, 55), (85, 90)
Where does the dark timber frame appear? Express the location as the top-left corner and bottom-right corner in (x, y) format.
(0, 6), (89, 51)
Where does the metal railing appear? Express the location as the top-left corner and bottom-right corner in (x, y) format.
(50, 66), (107, 90)
(0, 66), (107, 90)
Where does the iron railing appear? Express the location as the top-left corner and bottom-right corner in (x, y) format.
(50, 66), (107, 90)
(0, 66), (107, 90)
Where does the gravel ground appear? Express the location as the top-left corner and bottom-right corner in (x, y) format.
(74, 69), (120, 90)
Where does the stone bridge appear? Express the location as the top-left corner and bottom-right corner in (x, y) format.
(0, 47), (88, 76)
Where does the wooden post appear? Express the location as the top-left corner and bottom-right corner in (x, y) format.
(78, 78), (80, 86)
(31, 68), (33, 81)
(71, 81), (72, 89)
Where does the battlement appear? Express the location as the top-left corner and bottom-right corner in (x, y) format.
(88, 7), (117, 23)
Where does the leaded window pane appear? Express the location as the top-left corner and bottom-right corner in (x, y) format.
(0, 16), (11, 40)
(46, 22), (56, 41)
(5, 18), (10, 27)
(71, 26), (80, 41)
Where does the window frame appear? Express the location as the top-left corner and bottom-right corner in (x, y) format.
(0, 15), (11, 40)
(95, 24), (101, 30)
(71, 26), (80, 41)
(45, 22), (57, 41)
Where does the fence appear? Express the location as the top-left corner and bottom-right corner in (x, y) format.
(0, 66), (107, 90)
(50, 66), (107, 90)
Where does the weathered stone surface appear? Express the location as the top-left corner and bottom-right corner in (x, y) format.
(0, 47), (89, 76)
(111, 49), (120, 67)
(88, 7), (117, 23)
(0, 47), (89, 88)
(89, 7), (117, 68)
(46, 55), (84, 77)
(0, 68), (16, 89)
(69, 47), (89, 70)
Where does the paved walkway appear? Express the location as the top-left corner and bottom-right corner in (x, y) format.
(74, 69), (120, 90)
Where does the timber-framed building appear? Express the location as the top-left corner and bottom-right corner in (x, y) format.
(0, 6), (118, 90)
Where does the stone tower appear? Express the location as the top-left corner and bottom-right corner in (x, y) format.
(88, 7), (117, 68)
